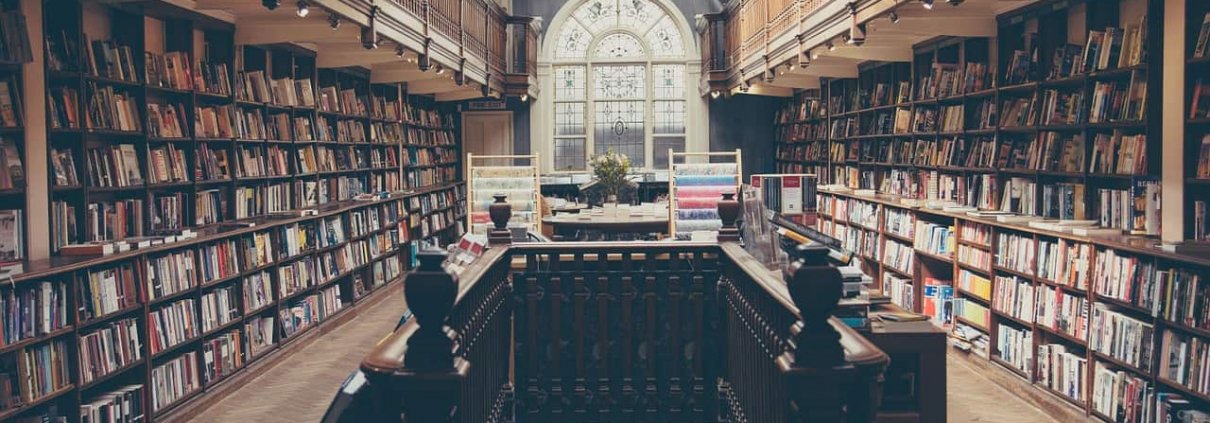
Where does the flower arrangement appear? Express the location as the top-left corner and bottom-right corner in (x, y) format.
(590, 149), (631, 199)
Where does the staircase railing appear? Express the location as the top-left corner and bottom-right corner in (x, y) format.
(361, 207), (888, 423)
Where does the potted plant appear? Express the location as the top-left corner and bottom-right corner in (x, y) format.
(590, 149), (631, 204)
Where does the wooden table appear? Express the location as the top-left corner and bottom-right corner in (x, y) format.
(550, 203), (588, 215)
(542, 211), (669, 240)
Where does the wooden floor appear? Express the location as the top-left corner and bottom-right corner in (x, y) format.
(185, 288), (1081, 423)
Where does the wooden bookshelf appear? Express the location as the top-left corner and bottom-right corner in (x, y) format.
(1187, 0), (1210, 241)
(0, 0), (473, 421)
(817, 186), (1210, 421)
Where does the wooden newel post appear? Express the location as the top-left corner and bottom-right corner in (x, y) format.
(396, 249), (465, 422)
(780, 243), (854, 422)
(717, 192), (741, 242)
(488, 193), (512, 246)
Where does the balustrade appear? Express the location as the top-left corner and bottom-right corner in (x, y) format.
(360, 200), (889, 422)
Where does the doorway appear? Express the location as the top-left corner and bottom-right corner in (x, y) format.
(462, 111), (514, 157)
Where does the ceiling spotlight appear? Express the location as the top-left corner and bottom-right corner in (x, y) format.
(889, 10), (900, 23)
(435, 64), (445, 75)
(788, 63), (795, 71)
(262, 0), (280, 10)
(710, 90), (721, 99)
(395, 45), (405, 58)
(520, 94), (529, 102)
(811, 49), (820, 60)
(947, 0), (964, 4)
(329, 15), (341, 30)
(407, 55), (417, 64)
(739, 84), (750, 93)
(295, 0), (309, 17)
(827, 42), (836, 51)
(921, 0), (934, 10)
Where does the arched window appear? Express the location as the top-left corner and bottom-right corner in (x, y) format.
(547, 0), (693, 171)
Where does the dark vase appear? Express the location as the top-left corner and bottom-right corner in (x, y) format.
(489, 193), (510, 230)
(718, 192), (740, 227)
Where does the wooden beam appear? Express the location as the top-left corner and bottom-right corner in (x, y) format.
(316, 47), (403, 68)
(824, 45), (914, 62)
(436, 89), (488, 102)
(407, 76), (462, 94)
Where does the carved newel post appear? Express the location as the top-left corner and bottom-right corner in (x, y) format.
(782, 243), (850, 422)
(488, 193), (512, 246)
(397, 249), (463, 422)
(404, 249), (457, 369)
(717, 192), (741, 242)
(785, 244), (844, 365)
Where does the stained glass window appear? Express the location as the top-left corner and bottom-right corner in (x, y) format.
(549, 0), (691, 171)
(594, 33), (645, 58)
(595, 101), (646, 167)
(593, 65), (645, 100)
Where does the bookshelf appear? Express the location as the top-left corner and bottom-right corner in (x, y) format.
(780, 0), (1164, 238)
(0, 0), (30, 271)
(0, 0), (471, 421)
(466, 154), (539, 236)
(817, 187), (1210, 421)
(1187, 0), (1210, 241)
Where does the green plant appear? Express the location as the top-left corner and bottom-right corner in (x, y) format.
(590, 149), (631, 198)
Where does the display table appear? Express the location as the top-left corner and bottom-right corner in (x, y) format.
(542, 205), (669, 240)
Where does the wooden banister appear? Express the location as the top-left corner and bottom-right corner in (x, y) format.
(360, 242), (887, 423)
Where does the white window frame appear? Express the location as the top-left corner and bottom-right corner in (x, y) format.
(537, 0), (705, 174)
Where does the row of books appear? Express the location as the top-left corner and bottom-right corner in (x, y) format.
(0, 138), (22, 191)
(202, 329), (244, 385)
(200, 285), (240, 334)
(78, 317), (142, 384)
(913, 221), (954, 257)
(992, 275), (1035, 323)
(1090, 303), (1155, 372)
(957, 269), (991, 301)
(1035, 285), (1089, 341)
(996, 322), (1033, 374)
(1036, 343), (1087, 403)
(995, 232), (1035, 276)
(148, 298), (200, 355)
(150, 351), (201, 412)
(1036, 239), (1091, 290)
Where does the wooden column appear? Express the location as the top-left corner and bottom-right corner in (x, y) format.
(21, 0), (48, 259)
(1161, 0), (1185, 243)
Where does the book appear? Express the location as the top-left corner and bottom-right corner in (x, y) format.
(1196, 12), (1210, 58)
(0, 137), (23, 189)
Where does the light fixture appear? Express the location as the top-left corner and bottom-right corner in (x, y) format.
(407, 55), (417, 63)
(847, 2), (865, 46)
(788, 63), (795, 71)
(947, 0), (964, 5)
(395, 45), (406, 58)
(435, 63), (445, 75)
(710, 90), (721, 99)
(520, 94), (529, 102)
(295, 0), (309, 17)
(739, 83), (750, 93)
(262, 0), (280, 10)
(361, 6), (379, 49)
(889, 10), (900, 23)
(329, 15), (341, 30)
(827, 41), (836, 51)
(921, 0), (934, 10)
(811, 49), (820, 60)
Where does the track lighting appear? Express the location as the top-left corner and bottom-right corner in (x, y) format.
(921, 0), (934, 10)
(435, 64), (445, 75)
(811, 49), (820, 60)
(262, 0), (280, 10)
(520, 94), (528, 102)
(739, 84), (749, 93)
(788, 63), (795, 71)
(295, 0), (309, 17)
(889, 10), (900, 23)
(947, 0), (963, 4)
(329, 15), (341, 30)
(827, 42), (836, 51)
(395, 45), (405, 58)
(710, 90), (721, 99)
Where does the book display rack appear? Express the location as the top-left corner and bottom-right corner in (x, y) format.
(816, 187), (1210, 421)
(777, 0), (1164, 238)
(466, 154), (540, 236)
(0, 0), (470, 421)
(668, 150), (742, 239)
